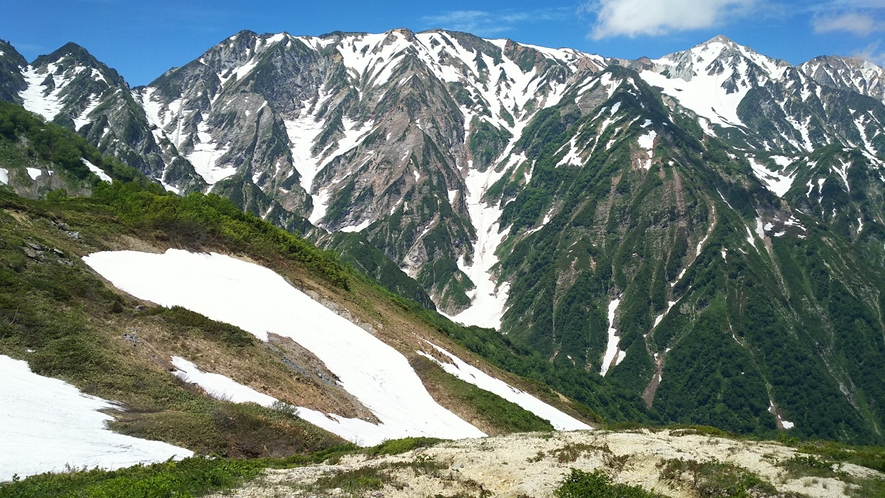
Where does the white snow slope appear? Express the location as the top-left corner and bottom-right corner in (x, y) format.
(83, 249), (486, 446)
(640, 38), (787, 128)
(420, 343), (592, 431)
(0, 354), (192, 481)
(600, 298), (624, 376)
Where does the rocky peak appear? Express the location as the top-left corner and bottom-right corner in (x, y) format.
(0, 40), (27, 68)
(800, 55), (885, 103)
(0, 40), (27, 103)
(656, 34), (789, 84)
(30, 42), (127, 90)
(388, 27), (416, 42)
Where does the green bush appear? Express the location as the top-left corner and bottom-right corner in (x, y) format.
(365, 437), (443, 457)
(658, 458), (779, 497)
(554, 468), (663, 498)
(0, 456), (263, 498)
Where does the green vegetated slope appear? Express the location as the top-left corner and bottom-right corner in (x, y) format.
(0, 102), (639, 463)
(0, 101), (145, 198)
(315, 230), (438, 310)
(491, 66), (885, 444)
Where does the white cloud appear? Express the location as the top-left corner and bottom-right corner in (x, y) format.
(813, 11), (885, 35)
(422, 11), (501, 35)
(853, 40), (885, 66)
(421, 8), (571, 37)
(584, 0), (756, 39)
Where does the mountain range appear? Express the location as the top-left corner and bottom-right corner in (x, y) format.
(2, 29), (885, 447)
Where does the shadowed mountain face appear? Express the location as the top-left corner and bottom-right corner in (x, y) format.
(4, 31), (885, 444)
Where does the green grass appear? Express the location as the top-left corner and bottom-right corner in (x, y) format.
(144, 306), (257, 349)
(658, 458), (780, 497)
(0, 456), (264, 498)
(311, 466), (387, 493)
(365, 436), (443, 457)
(778, 454), (840, 479)
(774, 452), (885, 498)
(410, 355), (554, 434)
(792, 439), (885, 473)
(0, 192), (349, 460)
(554, 469), (665, 498)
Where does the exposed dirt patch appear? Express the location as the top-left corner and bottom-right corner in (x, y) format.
(209, 429), (884, 497)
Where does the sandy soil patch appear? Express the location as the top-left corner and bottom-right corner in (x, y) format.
(209, 429), (884, 497)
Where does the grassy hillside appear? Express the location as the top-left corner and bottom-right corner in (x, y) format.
(0, 105), (630, 472)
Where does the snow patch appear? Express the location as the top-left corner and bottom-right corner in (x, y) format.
(172, 355), (452, 446)
(450, 160), (513, 330)
(0, 168), (7, 185)
(26, 167), (42, 180)
(73, 97), (100, 131)
(83, 250), (486, 446)
(20, 65), (65, 120)
(0, 354), (191, 481)
(833, 159), (850, 193)
(185, 121), (235, 185)
(600, 298), (623, 376)
(161, 181), (181, 195)
(340, 218), (372, 233)
(420, 343), (591, 431)
(769, 401), (796, 430)
(637, 130), (656, 170)
(556, 135), (584, 168)
(748, 157), (795, 197)
(82, 158), (111, 182)
(283, 97), (336, 193)
(640, 65), (745, 127)
(696, 232), (710, 257)
(172, 356), (277, 406)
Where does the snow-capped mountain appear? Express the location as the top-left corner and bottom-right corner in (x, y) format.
(1, 41), (206, 193)
(4, 31), (885, 446)
(129, 28), (608, 312)
(637, 35), (791, 129)
(801, 55), (885, 103)
(634, 36), (885, 157)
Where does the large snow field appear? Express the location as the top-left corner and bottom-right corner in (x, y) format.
(83, 250), (486, 446)
(0, 355), (192, 482)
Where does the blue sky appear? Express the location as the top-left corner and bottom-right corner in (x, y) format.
(4, 0), (885, 86)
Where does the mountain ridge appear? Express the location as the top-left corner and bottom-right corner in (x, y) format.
(3, 30), (885, 446)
